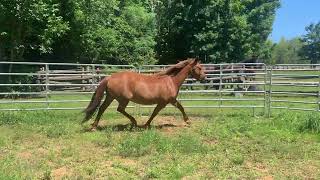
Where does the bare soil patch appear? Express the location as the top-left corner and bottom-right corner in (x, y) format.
(17, 151), (32, 160)
(51, 166), (71, 179)
(95, 115), (204, 134)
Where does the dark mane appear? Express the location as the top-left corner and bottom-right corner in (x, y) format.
(155, 59), (194, 77)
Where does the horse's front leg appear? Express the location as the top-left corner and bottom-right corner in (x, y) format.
(143, 103), (166, 128)
(171, 100), (190, 125)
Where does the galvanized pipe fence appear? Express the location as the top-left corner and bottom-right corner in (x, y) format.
(0, 61), (319, 116)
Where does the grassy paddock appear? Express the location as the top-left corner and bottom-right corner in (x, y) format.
(0, 108), (320, 179)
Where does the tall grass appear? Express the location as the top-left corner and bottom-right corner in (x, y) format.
(299, 113), (320, 133)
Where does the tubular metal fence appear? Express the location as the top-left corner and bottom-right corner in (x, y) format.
(0, 61), (319, 116)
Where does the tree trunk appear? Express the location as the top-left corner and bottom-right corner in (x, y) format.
(9, 21), (26, 81)
(8, 48), (15, 84)
(0, 42), (2, 61)
(9, 22), (18, 84)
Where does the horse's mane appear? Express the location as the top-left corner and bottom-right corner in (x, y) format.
(155, 59), (194, 77)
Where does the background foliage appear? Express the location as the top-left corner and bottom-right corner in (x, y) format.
(156, 0), (280, 63)
(0, 0), (319, 65)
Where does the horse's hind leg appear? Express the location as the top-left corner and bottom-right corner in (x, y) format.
(117, 100), (138, 128)
(91, 96), (114, 130)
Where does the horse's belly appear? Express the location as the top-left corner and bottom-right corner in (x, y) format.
(130, 88), (174, 105)
(131, 98), (157, 105)
(130, 95), (163, 105)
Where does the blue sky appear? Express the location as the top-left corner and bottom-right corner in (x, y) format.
(270, 0), (320, 42)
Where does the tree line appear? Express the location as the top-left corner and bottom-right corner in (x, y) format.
(0, 0), (319, 65)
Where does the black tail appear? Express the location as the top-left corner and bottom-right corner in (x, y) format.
(82, 78), (108, 123)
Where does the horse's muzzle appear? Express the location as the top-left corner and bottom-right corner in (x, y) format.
(200, 75), (206, 81)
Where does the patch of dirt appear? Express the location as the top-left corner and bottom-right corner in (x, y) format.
(100, 160), (113, 168)
(118, 158), (137, 167)
(246, 162), (269, 173)
(37, 147), (49, 155)
(299, 163), (319, 179)
(203, 139), (219, 145)
(96, 115), (203, 134)
(255, 163), (269, 173)
(152, 116), (186, 126)
(97, 121), (109, 127)
(51, 166), (71, 180)
(182, 175), (194, 180)
(147, 116), (195, 134)
(111, 156), (146, 176)
(17, 151), (32, 160)
(246, 162), (273, 180)
(258, 175), (274, 180)
(112, 156), (138, 167)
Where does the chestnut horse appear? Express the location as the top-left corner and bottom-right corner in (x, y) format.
(83, 58), (206, 130)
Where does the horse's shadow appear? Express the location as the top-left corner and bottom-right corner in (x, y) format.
(83, 123), (179, 132)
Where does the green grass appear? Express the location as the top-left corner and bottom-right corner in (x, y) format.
(0, 70), (320, 178)
(0, 108), (320, 179)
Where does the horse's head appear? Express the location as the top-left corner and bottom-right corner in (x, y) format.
(189, 58), (206, 81)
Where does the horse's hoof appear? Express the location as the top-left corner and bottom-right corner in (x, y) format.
(185, 121), (191, 126)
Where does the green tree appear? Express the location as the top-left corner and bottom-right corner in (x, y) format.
(244, 0), (280, 57)
(59, 0), (156, 65)
(300, 22), (320, 64)
(0, 0), (69, 61)
(269, 37), (303, 64)
(114, 5), (156, 65)
(0, 0), (282, 65)
(271, 37), (289, 64)
(287, 38), (303, 64)
(156, 0), (280, 64)
(191, 0), (252, 63)
(260, 39), (275, 63)
(155, 0), (192, 62)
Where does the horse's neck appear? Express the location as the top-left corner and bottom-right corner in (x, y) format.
(172, 65), (191, 88)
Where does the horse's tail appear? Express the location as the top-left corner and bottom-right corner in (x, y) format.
(82, 78), (108, 123)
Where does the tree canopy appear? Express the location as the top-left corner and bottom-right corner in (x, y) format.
(267, 37), (303, 64)
(156, 0), (280, 64)
(299, 22), (320, 64)
(0, 0), (283, 64)
(0, 0), (69, 61)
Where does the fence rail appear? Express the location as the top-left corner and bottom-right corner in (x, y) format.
(1, 61), (319, 116)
